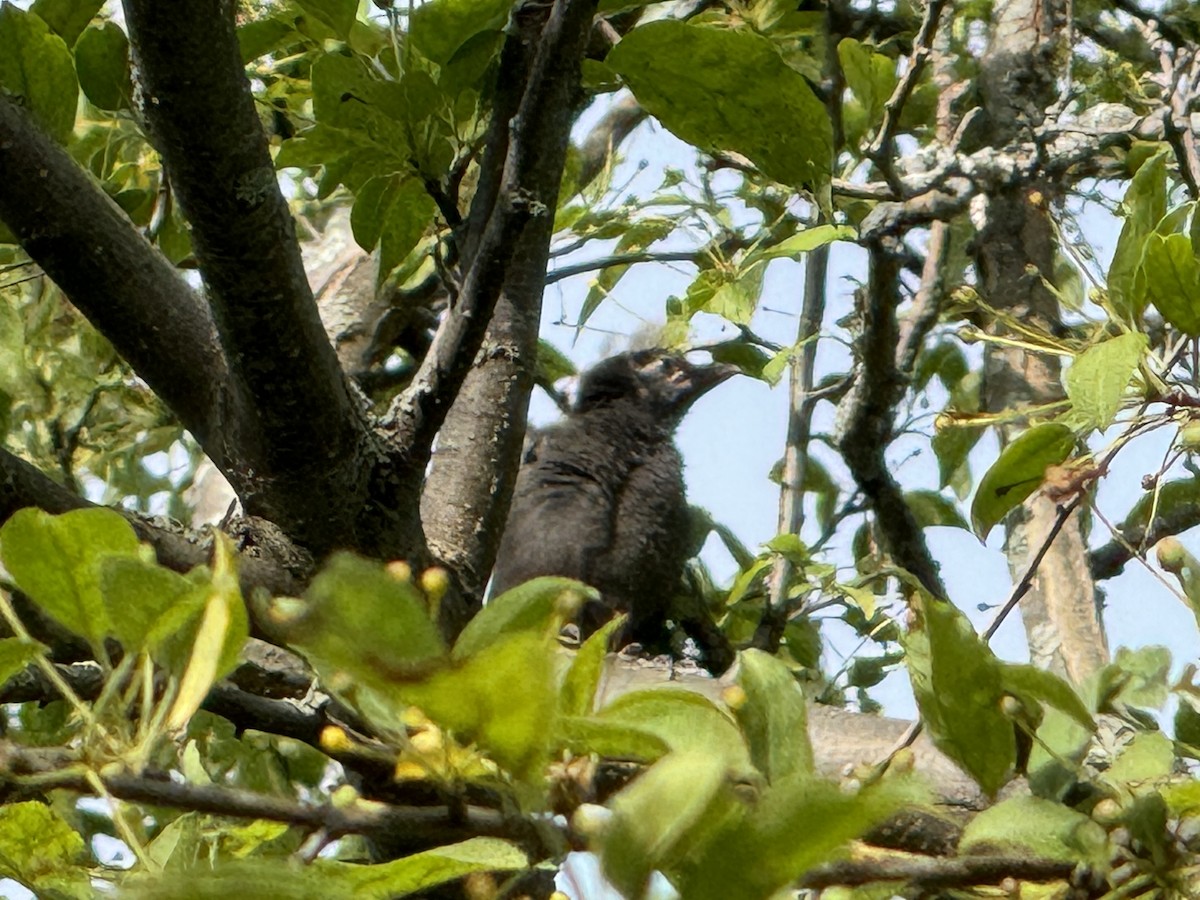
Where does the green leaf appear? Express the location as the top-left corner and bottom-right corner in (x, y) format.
(0, 801), (89, 899)
(74, 21), (130, 111)
(284, 553), (446, 684)
(608, 21), (832, 189)
(0, 507), (140, 652)
(932, 424), (981, 499)
(560, 615), (624, 717)
(1104, 731), (1175, 785)
(400, 630), (557, 780)
(1143, 232), (1200, 335)
(351, 175), (436, 281)
(999, 663), (1095, 731)
(237, 16), (297, 63)
(1115, 477), (1200, 548)
(294, 0), (357, 40)
(535, 339), (576, 387)
(837, 39), (897, 131)
(905, 489), (969, 530)
(409, 0), (512, 65)
(556, 715), (669, 761)
(744, 224), (856, 265)
(1175, 696), (1200, 755)
(674, 773), (922, 900)
(1099, 645), (1172, 711)
(579, 216), (678, 330)
(734, 649), (813, 782)
(0, 638), (44, 690)
(970, 423), (1075, 540)
(1108, 151), (1167, 321)
(99, 557), (206, 656)
(30, 0), (102, 46)
(709, 341), (772, 382)
(125, 838), (527, 899)
(165, 534), (250, 731)
(904, 593), (1014, 795)
(596, 688), (752, 771)
(600, 750), (735, 899)
(959, 795), (1108, 866)
(0, 4), (79, 143)
(453, 575), (596, 661)
(1064, 332), (1147, 430)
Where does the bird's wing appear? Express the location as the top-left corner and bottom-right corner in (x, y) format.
(490, 458), (617, 595)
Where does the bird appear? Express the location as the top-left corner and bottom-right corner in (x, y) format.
(490, 348), (737, 655)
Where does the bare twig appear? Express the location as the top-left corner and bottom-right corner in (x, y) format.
(545, 250), (702, 284)
(0, 742), (546, 852)
(753, 244), (829, 651)
(866, 0), (949, 192)
(800, 853), (1075, 890)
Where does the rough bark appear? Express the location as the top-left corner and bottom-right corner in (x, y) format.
(976, 0), (1108, 682)
(122, 0), (376, 557)
(0, 96), (234, 471)
(417, 0), (595, 620)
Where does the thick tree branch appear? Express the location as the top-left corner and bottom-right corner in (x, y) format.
(0, 448), (301, 599)
(388, 0), (597, 463)
(412, 0), (598, 625)
(122, 0), (374, 556)
(0, 96), (233, 469)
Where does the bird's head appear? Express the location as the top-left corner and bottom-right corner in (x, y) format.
(574, 349), (738, 423)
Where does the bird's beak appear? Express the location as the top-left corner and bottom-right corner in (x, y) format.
(671, 360), (739, 408)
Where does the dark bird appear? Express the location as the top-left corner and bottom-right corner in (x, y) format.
(490, 349), (736, 657)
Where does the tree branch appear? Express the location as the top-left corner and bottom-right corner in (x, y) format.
(122, 0), (374, 556)
(0, 742), (544, 855)
(754, 244), (829, 650)
(799, 853), (1076, 890)
(837, 245), (946, 598)
(0, 96), (234, 470)
(411, 0), (598, 628)
(0, 448), (301, 599)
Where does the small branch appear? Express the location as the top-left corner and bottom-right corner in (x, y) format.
(982, 495), (1084, 641)
(753, 244), (829, 651)
(865, 0), (949, 192)
(799, 852), (1076, 890)
(545, 250), (702, 284)
(0, 742), (545, 853)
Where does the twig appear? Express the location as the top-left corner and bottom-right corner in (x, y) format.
(753, 244), (829, 651)
(800, 853), (1076, 890)
(981, 495), (1085, 642)
(0, 742), (545, 851)
(545, 250), (703, 284)
(866, 0), (949, 193)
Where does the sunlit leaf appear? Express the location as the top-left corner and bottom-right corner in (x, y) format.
(904, 592), (1014, 795)
(0, 507), (140, 652)
(959, 795), (1107, 866)
(970, 423), (1075, 540)
(608, 21), (832, 189)
(0, 4), (78, 142)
